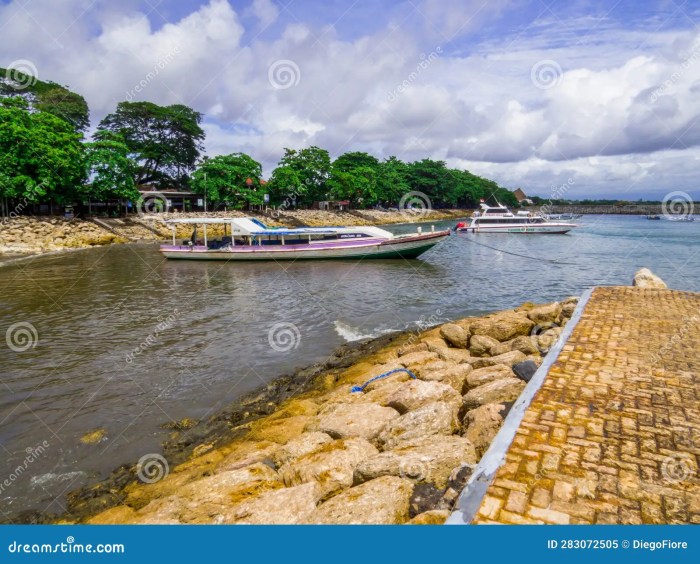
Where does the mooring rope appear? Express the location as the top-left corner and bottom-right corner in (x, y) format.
(459, 235), (579, 265)
(350, 368), (417, 393)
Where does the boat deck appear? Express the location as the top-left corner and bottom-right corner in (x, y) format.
(450, 286), (700, 524)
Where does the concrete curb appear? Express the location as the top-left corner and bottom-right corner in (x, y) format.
(446, 287), (595, 525)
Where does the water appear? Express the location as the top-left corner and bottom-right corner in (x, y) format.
(1, 215), (699, 517)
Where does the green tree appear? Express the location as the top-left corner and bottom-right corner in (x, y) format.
(267, 146), (331, 206)
(84, 131), (139, 202)
(0, 97), (85, 206)
(191, 153), (264, 209)
(376, 156), (410, 205)
(0, 67), (90, 133)
(97, 101), (204, 188)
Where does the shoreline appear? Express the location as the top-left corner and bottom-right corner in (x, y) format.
(0, 209), (467, 263)
(9, 296), (577, 525)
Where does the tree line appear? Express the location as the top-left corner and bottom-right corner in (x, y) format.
(0, 67), (517, 215)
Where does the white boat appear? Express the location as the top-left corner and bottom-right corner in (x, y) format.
(667, 215), (695, 222)
(159, 217), (450, 260)
(454, 203), (578, 234)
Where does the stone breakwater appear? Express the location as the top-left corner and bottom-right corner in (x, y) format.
(0, 217), (126, 255)
(0, 209), (468, 257)
(63, 297), (577, 525)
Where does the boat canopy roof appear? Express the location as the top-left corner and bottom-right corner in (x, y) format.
(163, 216), (394, 238)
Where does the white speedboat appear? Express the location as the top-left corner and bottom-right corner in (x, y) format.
(159, 217), (450, 260)
(454, 203), (577, 234)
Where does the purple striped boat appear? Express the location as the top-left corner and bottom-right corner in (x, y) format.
(159, 217), (450, 261)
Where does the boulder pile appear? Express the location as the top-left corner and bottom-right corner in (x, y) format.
(85, 297), (579, 526)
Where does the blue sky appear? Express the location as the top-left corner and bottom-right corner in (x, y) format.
(2, 0), (700, 199)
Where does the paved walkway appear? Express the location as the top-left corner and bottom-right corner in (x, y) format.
(465, 286), (700, 524)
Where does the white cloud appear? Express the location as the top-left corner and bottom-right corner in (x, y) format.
(1, 0), (700, 197)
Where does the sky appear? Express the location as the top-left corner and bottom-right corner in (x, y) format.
(1, 0), (700, 199)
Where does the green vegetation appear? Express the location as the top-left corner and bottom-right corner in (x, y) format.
(0, 68), (516, 214)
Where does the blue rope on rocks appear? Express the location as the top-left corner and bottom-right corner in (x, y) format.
(350, 368), (417, 393)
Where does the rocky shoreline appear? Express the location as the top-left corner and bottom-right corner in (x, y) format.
(0, 209), (468, 259)
(27, 297), (577, 525)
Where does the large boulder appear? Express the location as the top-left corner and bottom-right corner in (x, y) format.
(271, 432), (334, 467)
(466, 364), (515, 388)
(469, 334), (500, 357)
(303, 476), (414, 524)
(225, 482), (321, 524)
(512, 360), (538, 383)
(469, 350), (526, 369)
(510, 335), (540, 355)
(278, 437), (378, 499)
(633, 268), (667, 289)
(377, 401), (459, 450)
(470, 312), (535, 342)
(421, 363), (473, 394)
(413, 360), (452, 378)
(386, 380), (462, 414)
(398, 350), (438, 370)
(560, 296), (579, 318)
(439, 323), (469, 349)
(431, 347), (472, 363)
(527, 302), (562, 324)
(354, 435), (477, 488)
(462, 403), (507, 457)
(463, 378), (526, 410)
(316, 403), (400, 440)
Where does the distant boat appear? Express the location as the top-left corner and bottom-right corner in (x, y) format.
(454, 203), (578, 234)
(646, 214), (661, 220)
(542, 213), (582, 220)
(667, 215), (695, 222)
(159, 217), (450, 260)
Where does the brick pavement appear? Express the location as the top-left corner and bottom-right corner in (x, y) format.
(472, 286), (700, 524)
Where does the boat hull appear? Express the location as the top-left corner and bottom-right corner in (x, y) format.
(456, 223), (575, 234)
(159, 231), (450, 260)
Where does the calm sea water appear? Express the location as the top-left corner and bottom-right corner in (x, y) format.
(1, 214), (698, 516)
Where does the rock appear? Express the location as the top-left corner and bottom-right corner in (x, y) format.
(489, 341), (512, 356)
(470, 312), (535, 342)
(80, 429), (106, 444)
(439, 323), (469, 348)
(398, 350), (438, 369)
(226, 482), (321, 524)
(469, 350), (526, 369)
(444, 462), (474, 505)
(377, 401), (459, 450)
(414, 360), (452, 378)
(510, 335), (540, 355)
(271, 432), (334, 467)
(463, 378), (526, 410)
(527, 302), (562, 324)
(316, 403), (399, 440)
(386, 380), (462, 414)
(303, 476), (414, 524)
(409, 483), (445, 517)
(462, 403), (508, 456)
(469, 334), (501, 357)
(432, 347), (471, 363)
(409, 509), (450, 524)
(354, 435), (477, 488)
(633, 268), (667, 289)
(466, 364), (515, 388)
(278, 437), (378, 499)
(421, 363), (473, 394)
(560, 296), (579, 318)
(525, 354), (543, 367)
(422, 338), (449, 351)
(537, 327), (562, 353)
(247, 415), (312, 444)
(398, 342), (429, 356)
(512, 360), (538, 383)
